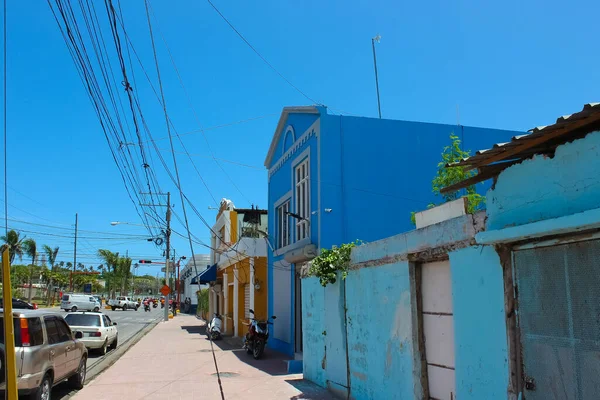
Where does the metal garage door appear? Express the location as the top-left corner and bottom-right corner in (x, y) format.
(421, 260), (455, 400)
(244, 284), (250, 319)
(514, 239), (600, 400)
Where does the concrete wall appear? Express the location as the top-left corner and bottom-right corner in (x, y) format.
(301, 213), (512, 399)
(486, 130), (600, 230)
(449, 246), (509, 400)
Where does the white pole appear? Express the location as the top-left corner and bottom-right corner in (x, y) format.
(223, 272), (229, 333)
(233, 266), (239, 337)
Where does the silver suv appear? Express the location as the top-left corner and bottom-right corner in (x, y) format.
(0, 309), (88, 399)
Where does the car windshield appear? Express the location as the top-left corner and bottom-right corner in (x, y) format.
(0, 317), (22, 346)
(64, 314), (101, 327)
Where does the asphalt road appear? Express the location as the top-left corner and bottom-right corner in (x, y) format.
(48, 304), (164, 400)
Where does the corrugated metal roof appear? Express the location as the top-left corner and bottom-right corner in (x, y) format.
(451, 102), (600, 169)
(441, 102), (600, 194)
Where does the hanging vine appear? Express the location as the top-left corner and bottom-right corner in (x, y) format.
(308, 241), (360, 287)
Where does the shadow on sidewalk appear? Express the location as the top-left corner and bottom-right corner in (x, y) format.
(180, 321), (291, 377)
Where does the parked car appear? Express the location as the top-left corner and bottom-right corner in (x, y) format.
(61, 294), (101, 312)
(64, 312), (118, 355)
(108, 296), (138, 311)
(0, 309), (87, 399)
(0, 297), (37, 310)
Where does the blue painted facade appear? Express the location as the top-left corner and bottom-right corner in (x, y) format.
(264, 106), (522, 358)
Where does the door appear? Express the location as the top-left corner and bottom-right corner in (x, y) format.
(56, 317), (80, 372)
(421, 260), (455, 400)
(514, 239), (600, 400)
(244, 284), (250, 319)
(103, 315), (115, 342)
(44, 317), (70, 380)
(294, 271), (303, 353)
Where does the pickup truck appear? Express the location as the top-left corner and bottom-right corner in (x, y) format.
(108, 296), (139, 311)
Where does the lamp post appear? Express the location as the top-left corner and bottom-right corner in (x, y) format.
(371, 34), (382, 119)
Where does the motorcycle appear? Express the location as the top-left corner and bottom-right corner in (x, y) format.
(144, 303), (150, 312)
(243, 309), (276, 360)
(206, 313), (222, 341)
(153, 301), (158, 308)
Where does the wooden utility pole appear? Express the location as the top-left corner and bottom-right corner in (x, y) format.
(164, 192), (171, 321)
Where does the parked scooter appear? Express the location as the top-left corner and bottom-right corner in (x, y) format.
(206, 313), (222, 341)
(243, 309), (276, 360)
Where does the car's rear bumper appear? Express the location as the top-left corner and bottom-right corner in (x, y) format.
(0, 370), (46, 392)
(80, 337), (106, 349)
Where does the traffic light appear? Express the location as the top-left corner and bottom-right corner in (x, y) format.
(139, 260), (153, 264)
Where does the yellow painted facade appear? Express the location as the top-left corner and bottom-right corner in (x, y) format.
(213, 206), (268, 337)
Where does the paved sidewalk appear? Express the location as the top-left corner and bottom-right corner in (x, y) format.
(72, 314), (332, 400)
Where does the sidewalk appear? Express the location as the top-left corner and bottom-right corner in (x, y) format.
(72, 314), (332, 400)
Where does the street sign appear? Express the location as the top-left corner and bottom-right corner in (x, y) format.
(160, 285), (171, 296)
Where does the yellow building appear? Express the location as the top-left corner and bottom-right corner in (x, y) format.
(207, 199), (269, 337)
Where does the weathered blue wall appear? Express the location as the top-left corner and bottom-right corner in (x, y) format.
(449, 245), (508, 399)
(487, 130), (600, 230)
(345, 262), (416, 400)
(302, 276), (327, 387)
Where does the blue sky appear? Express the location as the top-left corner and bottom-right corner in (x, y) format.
(2, 0), (599, 276)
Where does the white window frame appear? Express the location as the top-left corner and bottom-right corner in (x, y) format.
(294, 155), (310, 242)
(276, 199), (291, 249)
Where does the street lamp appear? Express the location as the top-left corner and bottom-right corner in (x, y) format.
(371, 34), (382, 119)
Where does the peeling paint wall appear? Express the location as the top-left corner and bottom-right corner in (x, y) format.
(345, 261), (415, 400)
(302, 276), (327, 387)
(487, 130), (600, 230)
(449, 246), (508, 399)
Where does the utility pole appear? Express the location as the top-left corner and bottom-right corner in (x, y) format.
(164, 192), (171, 322)
(371, 34), (382, 119)
(72, 213), (78, 291)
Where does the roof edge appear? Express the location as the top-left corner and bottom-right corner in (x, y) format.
(264, 106), (321, 168)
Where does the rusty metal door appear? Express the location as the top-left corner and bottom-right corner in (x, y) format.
(513, 239), (600, 400)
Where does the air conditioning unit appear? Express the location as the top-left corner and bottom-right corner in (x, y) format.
(284, 244), (317, 263)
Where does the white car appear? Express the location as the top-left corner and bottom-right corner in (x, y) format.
(64, 311), (118, 355)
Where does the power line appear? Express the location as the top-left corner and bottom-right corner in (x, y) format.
(144, 2), (224, 396)
(206, 0), (320, 106)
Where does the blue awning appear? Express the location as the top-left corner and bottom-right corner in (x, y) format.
(191, 263), (217, 284)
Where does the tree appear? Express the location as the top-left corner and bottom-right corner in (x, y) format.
(1, 229), (25, 264)
(97, 250), (119, 298)
(22, 238), (37, 302)
(43, 245), (60, 305)
(411, 133), (485, 224)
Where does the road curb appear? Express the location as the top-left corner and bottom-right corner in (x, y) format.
(85, 316), (161, 382)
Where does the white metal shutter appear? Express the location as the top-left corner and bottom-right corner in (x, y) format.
(244, 284), (250, 319)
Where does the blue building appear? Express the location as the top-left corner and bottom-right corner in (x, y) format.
(263, 105), (523, 366)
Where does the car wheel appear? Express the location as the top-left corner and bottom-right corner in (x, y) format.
(111, 306), (116, 311)
(99, 339), (108, 356)
(71, 306), (77, 312)
(123, 304), (128, 311)
(93, 307), (100, 312)
(68, 357), (86, 389)
(110, 335), (118, 350)
(32, 373), (52, 400)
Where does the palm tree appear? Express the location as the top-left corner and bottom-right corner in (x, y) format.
(22, 238), (37, 302)
(98, 250), (119, 298)
(1, 229), (25, 264)
(43, 245), (59, 306)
